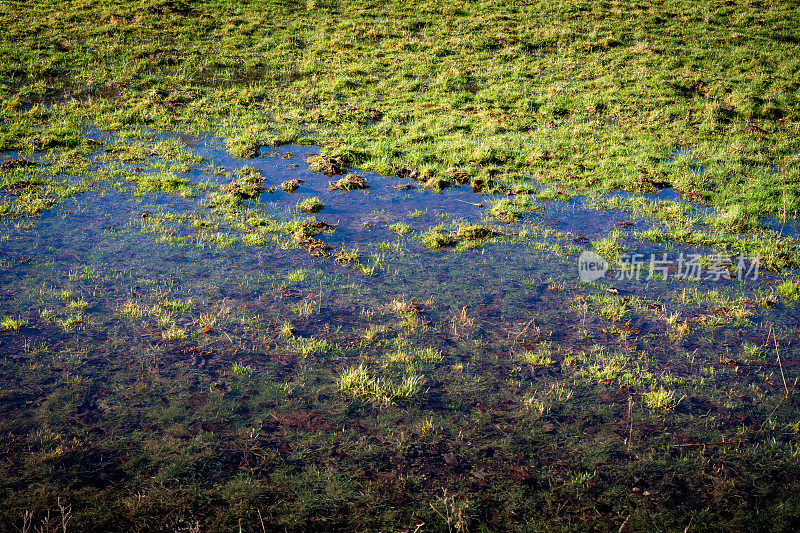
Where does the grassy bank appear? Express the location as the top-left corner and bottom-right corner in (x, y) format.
(2, 0), (799, 215)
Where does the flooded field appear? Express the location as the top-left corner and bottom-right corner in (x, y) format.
(1, 133), (800, 531)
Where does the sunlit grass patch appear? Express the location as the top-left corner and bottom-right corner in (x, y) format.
(135, 171), (194, 198)
(53, 290), (73, 301)
(363, 324), (388, 343)
(59, 315), (83, 332)
(293, 337), (330, 357)
(389, 223), (413, 235)
(777, 280), (800, 301)
(421, 228), (456, 249)
(389, 297), (417, 315)
(416, 346), (442, 363)
(298, 197), (324, 213)
(456, 223), (495, 240)
(1, 316), (28, 333)
(337, 364), (423, 406)
(590, 294), (637, 322)
(488, 197), (525, 223)
(242, 232), (266, 247)
(327, 174), (367, 191)
(643, 387), (677, 413)
(232, 362), (254, 378)
(336, 247), (361, 265)
(521, 343), (555, 367)
(161, 325), (187, 341)
(592, 230), (627, 261)
(160, 298), (194, 312)
(286, 269), (308, 283)
(68, 299), (89, 311)
(294, 299), (316, 318)
(280, 322), (296, 338)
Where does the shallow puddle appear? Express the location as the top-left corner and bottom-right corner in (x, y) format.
(1, 133), (799, 531)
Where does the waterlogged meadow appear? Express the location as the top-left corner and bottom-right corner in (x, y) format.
(2, 0), (800, 531)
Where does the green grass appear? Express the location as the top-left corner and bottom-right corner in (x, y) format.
(388, 223), (413, 235)
(488, 197), (526, 223)
(298, 197), (324, 213)
(421, 228), (456, 249)
(0, 316), (27, 333)
(3, 0), (797, 227)
(643, 387), (677, 413)
(777, 280), (800, 301)
(521, 343), (555, 367)
(337, 364), (423, 405)
(231, 362), (254, 378)
(592, 230), (628, 261)
(456, 223), (495, 240)
(135, 172), (194, 198)
(3, 1), (800, 530)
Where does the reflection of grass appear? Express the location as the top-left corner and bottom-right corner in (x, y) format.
(2, 1), (800, 527)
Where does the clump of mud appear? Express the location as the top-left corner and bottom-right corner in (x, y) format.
(281, 179), (304, 193)
(222, 166), (265, 199)
(307, 155), (345, 176)
(293, 218), (336, 256)
(327, 174), (367, 191)
(1, 159), (38, 170)
(1, 179), (40, 196)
